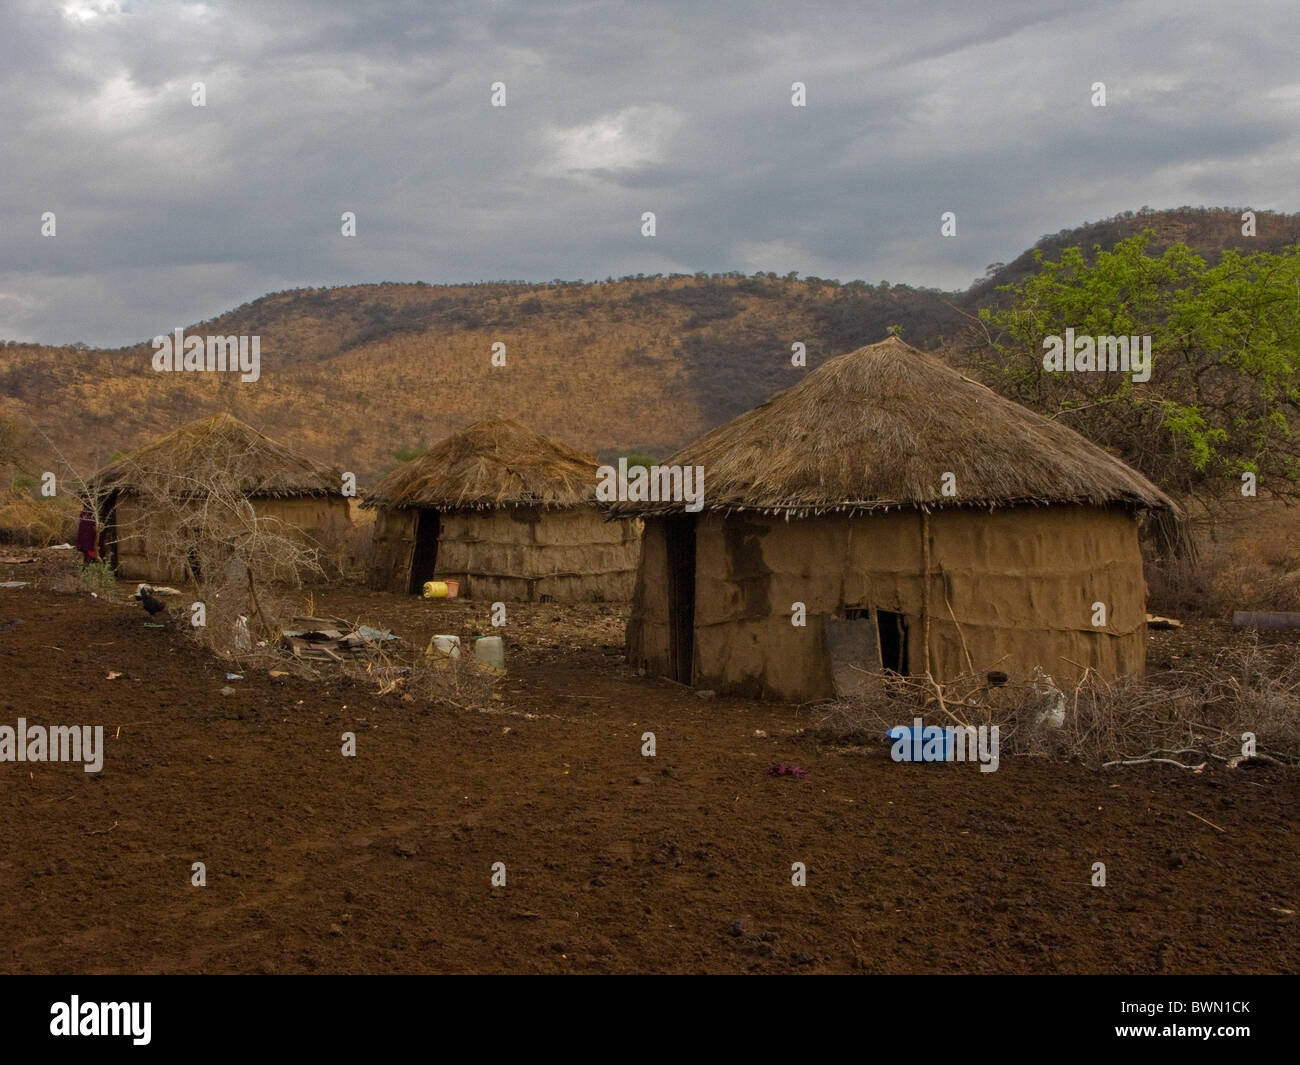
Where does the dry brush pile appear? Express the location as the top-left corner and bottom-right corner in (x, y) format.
(97, 447), (494, 710)
(814, 638), (1300, 770)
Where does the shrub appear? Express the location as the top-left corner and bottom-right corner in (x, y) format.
(77, 559), (116, 594)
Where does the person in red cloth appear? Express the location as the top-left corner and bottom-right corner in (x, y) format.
(76, 506), (99, 564)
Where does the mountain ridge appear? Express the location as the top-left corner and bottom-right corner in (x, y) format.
(3, 206), (1297, 486)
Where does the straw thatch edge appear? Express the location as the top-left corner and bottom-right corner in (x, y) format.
(90, 412), (344, 498)
(362, 417), (605, 511)
(612, 337), (1179, 520)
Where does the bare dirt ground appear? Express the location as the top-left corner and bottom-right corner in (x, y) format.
(1, 555), (1297, 974)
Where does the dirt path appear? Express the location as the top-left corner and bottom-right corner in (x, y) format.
(0, 576), (1296, 973)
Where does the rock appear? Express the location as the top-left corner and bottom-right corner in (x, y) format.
(393, 842), (419, 858)
(696, 689), (717, 700)
(633, 775), (652, 786)
(219, 686), (236, 696)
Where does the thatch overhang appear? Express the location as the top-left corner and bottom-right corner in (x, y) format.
(91, 412), (343, 500)
(362, 418), (603, 512)
(612, 337), (1178, 520)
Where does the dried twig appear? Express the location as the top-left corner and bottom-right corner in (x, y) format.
(1184, 809), (1225, 833)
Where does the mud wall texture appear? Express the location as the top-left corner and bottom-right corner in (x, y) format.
(628, 505), (1148, 701)
(111, 493), (351, 584)
(369, 505), (641, 602)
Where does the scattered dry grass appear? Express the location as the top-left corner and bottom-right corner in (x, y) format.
(1147, 500), (1300, 616)
(0, 492), (76, 546)
(335, 644), (497, 709)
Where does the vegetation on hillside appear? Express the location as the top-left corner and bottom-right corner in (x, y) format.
(2, 206), (1298, 499)
(974, 232), (1300, 511)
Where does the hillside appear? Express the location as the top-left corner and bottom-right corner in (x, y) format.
(3, 206), (1298, 486)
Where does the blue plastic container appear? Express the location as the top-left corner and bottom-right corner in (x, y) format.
(886, 725), (950, 762)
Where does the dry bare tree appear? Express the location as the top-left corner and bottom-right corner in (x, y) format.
(101, 442), (327, 655)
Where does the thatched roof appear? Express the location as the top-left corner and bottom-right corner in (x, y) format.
(617, 337), (1177, 519)
(364, 418), (602, 511)
(92, 413), (343, 498)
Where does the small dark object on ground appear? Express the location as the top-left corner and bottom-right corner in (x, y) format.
(765, 763), (808, 779)
(134, 586), (167, 616)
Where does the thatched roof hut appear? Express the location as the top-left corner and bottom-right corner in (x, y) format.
(365, 418), (602, 512)
(628, 337), (1173, 518)
(618, 337), (1178, 700)
(91, 413), (350, 582)
(365, 418), (640, 601)
(94, 412), (343, 497)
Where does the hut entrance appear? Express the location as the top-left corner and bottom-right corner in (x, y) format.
(876, 610), (909, 675)
(827, 610), (879, 697)
(664, 517), (696, 684)
(101, 497), (120, 568)
(408, 510), (441, 594)
(827, 608), (909, 693)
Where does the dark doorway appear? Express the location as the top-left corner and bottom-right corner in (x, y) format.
(408, 510), (441, 594)
(664, 517), (696, 684)
(876, 610), (909, 675)
(101, 497), (119, 568)
(185, 543), (202, 583)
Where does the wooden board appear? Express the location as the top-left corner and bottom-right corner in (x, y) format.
(825, 615), (881, 698)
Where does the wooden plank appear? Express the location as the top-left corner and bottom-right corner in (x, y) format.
(826, 615), (881, 698)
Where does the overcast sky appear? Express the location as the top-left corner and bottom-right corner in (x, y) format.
(2, 0), (1296, 346)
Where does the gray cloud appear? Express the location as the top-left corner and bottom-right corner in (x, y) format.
(2, 0), (1296, 344)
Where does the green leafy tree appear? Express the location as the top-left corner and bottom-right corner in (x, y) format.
(622, 452), (659, 472)
(976, 232), (1300, 509)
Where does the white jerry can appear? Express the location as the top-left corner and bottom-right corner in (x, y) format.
(475, 635), (505, 671)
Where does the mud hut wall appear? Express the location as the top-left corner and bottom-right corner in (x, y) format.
(683, 505), (1147, 701)
(109, 495), (189, 583)
(923, 505), (1147, 684)
(691, 512), (912, 699)
(112, 492), (351, 585)
(253, 495), (352, 581)
(257, 496), (352, 547)
(368, 507), (418, 593)
(434, 507), (640, 601)
(625, 518), (673, 673)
